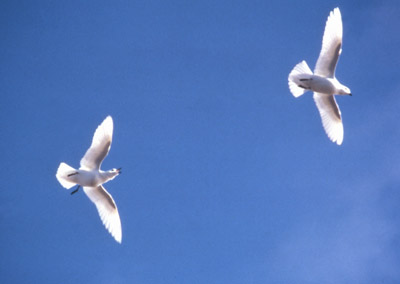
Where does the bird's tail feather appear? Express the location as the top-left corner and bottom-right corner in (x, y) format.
(56, 162), (77, 189)
(288, 60), (313, 97)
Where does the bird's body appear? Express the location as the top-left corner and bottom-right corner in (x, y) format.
(62, 167), (119, 188)
(56, 116), (122, 243)
(288, 8), (351, 145)
(293, 74), (346, 95)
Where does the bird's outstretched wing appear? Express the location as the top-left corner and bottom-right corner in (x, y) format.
(314, 8), (343, 78)
(313, 92), (343, 145)
(80, 116), (113, 171)
(83, 185), (122, 243)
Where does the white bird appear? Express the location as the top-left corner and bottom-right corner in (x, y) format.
(56, 116), (122, 243)
(288, 7), (351, 145)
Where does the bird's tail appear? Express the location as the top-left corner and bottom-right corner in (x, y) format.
(56, 162), (78, 189)
(288, 60), (313, 97)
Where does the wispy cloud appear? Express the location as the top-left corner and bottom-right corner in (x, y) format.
(270, 175), (399, 283)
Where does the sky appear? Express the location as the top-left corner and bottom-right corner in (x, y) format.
(1, 0), (400, 283)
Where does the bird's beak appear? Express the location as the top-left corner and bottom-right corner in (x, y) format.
(349, 93), (352, 96)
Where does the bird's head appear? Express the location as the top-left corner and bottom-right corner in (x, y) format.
(112, 167), (122, 174)
(339, 85), (352, 96)
(102, 168), (121, 181)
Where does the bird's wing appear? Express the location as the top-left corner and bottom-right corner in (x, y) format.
(314, 8), (343, 78)
(83, 185), (122, 243)
(80, 116), (113, 171)
(313, 92), (343, 145)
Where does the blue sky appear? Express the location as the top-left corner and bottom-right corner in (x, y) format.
(1, 0), (400, 283)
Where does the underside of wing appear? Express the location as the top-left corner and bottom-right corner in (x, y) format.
(80, 116), (113, 171)
(313, 92), (343, 145)
(314, 8), (343, 78)
(83, 185), (122, 243)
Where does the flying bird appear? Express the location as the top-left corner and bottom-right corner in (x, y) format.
(56, 116), (122, 243)
(288, 7), (351, 145)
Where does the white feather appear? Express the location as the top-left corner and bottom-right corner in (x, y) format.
(83, 185), (122, 243)
(314, 7), (343, 78)
(56, 162), (77, 189)
(80, 116), (113, 171)
(288, 60), (313, 97)
(313, 93), (343, 145)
